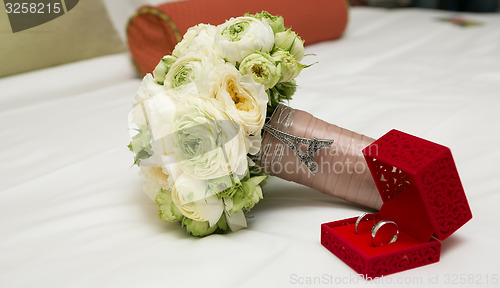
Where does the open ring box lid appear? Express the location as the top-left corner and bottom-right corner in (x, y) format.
(320, 129), (472, 278)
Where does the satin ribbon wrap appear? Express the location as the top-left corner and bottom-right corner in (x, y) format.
(256, 104), (383, 209)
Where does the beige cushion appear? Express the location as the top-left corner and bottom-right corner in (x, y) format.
(0, 0), (126, 77)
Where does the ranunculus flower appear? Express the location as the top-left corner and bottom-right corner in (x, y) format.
(239, 52), (281, 89)
(163, 53), (224, 98)
(274, 29), (305, 61)
(214, 16), (274, 65)
(171, 97), (249, 180)
(170, 173), (224, 227)
(272, 50), (305, 83)
(172, 24), (217, 58)
(163, 56), (204, 90)
(212, 63), (268, 138)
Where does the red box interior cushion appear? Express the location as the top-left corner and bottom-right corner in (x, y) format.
(331, 215), (423, 256)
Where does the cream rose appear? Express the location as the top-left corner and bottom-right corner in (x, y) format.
(211, 64), (268, 138)
(170, 173), (224, 227)
(139, 166), (171, 201)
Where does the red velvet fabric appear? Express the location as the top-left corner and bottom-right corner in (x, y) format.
(127, 0), (349, 76)
(324, 216), (430, 257)
(363, 129), (472, 241)
(321, 217), (441, 278)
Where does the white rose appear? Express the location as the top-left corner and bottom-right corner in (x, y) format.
(172, 24), (217, 58)
(139, 166), (171, 200)
(171, 97), (249, 180)
(214, 16), (274, 65)
(161, 153), (183, 190)
(134, 74), (167, 105)
(129, 76), (178, 167)
(128, 103), (148, 132)
(142, 92), (177, 141)
(129, 95), (176, 168)
(170, 173), (224, 227)
(212, 63), (268, 138)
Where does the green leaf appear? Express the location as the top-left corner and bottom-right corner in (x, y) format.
(216, 213), (229, 231)
(128, 125), (153, 166)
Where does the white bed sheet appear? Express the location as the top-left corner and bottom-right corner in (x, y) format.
(1, 7), (500, 288)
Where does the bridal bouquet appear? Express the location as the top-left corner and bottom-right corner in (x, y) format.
(128, 12), (306, 236)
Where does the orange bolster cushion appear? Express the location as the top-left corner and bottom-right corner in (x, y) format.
(127, 0), (349, 76)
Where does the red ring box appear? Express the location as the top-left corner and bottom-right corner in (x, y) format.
(321, 129), (472, 278)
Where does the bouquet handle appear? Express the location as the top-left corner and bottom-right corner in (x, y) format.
(256, 104), (383, 209)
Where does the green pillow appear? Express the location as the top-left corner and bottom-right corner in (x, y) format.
(0, 0), (125, 77)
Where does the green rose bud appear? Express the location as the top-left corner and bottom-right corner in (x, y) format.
(246, 11), (285, 34)
(274, 29), (305, 61)
(155, 188), (183, 222)
(229, 175), (266, 213)
(181, 214), (230, 237)
(272, 50), (305, 83)
(239, 51), (281, 89)
(182, 217), (219, 237)
(246, 175), (265, 203)
(230, 183), (254, 213)
(153, 55), (177, 85)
